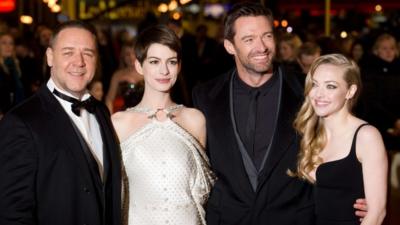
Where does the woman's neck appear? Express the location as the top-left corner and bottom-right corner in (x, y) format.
(138, 91), (174, 110)
(323, 110), (354, 137)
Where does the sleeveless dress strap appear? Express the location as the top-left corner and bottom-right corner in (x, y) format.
(350, 123), (369, 156)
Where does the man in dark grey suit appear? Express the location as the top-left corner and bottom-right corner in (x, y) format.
(193, 2), (366, 225)
(0, 21), (122, 225)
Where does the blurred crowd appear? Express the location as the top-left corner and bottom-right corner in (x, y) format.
(0, 17), (399, 149)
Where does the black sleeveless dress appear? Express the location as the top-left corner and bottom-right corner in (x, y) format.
(315, 124), (368, 225)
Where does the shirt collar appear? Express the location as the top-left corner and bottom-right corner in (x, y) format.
(234, 70), (278, 96)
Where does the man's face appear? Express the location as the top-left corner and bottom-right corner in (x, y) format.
(40, 28), (52, 47)
(46, 27), (97, 98)
(375, 38), (397, 63)
(224, 16), (276, 76)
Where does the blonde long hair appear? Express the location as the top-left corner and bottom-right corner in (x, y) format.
(291, 54), (361, 183)
(0, 33), (21, 76)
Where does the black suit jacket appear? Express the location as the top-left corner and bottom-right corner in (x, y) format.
(0, 86), (122, 225)
(192, 67), (314, 225)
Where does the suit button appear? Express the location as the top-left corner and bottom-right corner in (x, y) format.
(83, 187), (90, 193)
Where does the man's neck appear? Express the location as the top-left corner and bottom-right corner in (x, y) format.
(237, 69), (273, 88)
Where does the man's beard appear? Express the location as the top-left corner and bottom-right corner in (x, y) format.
(242, 53), (274, 75)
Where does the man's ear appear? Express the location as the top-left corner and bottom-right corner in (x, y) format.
(46, 47), (53, 67)
(224, 39), (236, 56)
(134, 59), (144, 76)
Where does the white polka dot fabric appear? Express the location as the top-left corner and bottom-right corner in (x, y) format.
(121, 119), (215, 225)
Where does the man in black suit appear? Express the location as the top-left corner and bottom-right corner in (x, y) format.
(193, 2), (365, 225)
(0, 21), (121, 225)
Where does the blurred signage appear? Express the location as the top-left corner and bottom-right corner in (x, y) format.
(0, 0), (15, 13)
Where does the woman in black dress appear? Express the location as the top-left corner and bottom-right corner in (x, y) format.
(292, 54), (387, 225)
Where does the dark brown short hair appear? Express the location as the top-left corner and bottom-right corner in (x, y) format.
(50, 20), (97, 48)
(134, 24), (181, 64)
(224, 2), (273, 42)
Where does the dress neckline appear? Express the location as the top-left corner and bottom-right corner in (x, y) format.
(129, 104), (183, 119)
(315, 123), (368, 181)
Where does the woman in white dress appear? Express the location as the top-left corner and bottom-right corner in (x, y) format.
(112, 25), (215, 225)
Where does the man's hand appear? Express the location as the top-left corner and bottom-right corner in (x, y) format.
(354, 198), (368, 222)
(387, 118), (400, 136)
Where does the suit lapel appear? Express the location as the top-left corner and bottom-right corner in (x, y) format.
(93, 103), (122, 225)
(93, 105), (114, 185)
(209, 71), (256, 196)
(38, 86), (104, 201)
(257, 79), (300, 189)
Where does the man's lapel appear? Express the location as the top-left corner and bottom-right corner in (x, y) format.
(257, 78), (300, 190)
(210, 71), (257, 197)
(38, 86), (104, 195)
(93, 104), (116, 186)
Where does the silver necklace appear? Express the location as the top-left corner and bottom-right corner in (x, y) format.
(130, 104), (183, 119)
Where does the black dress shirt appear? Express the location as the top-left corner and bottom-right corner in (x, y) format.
(233, 72), (280, 170)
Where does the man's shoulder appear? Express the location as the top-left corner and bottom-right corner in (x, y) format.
(10, 93), (42, 116)
(5, 86), (56, 124)
(277, 65), (304, 99)
(193, 69), (232, 95)
(0, 94), (44, 132)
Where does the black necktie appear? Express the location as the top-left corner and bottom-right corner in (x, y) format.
(245, 89), (260, 153)
(53, 89), (96, 116)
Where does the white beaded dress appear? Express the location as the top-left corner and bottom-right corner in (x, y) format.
(121, 105), (215, 225)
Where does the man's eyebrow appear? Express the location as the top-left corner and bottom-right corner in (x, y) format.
(61, 47), (74, 51)
(60, 47), (96, 53)
(240, 35), (254, 41)
(83, 48), (96, 53)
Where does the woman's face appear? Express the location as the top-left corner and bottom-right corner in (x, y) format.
(122, 46), (136, 67)
(308, 64), (355, 118)
(89, 81), (104, 101)
(279, 41), (294, 61)
(0, 35), (15, 58)
(351, 44), (363, 62)
(135, 43), (180, 93)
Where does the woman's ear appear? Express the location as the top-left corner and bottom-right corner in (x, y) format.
(134, 59), (144, 76)
(346, 84), (357, 100)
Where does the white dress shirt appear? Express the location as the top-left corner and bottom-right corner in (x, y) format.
(47, 79), (104, 179)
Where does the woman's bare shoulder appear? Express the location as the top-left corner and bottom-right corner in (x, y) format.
(175, 107), (207, 147)
(357, 124), (382, 142)
(355, 123), (386, 160)
(111, 110), (147, 140)
(179, 107), (205, 122)
(112, 110), (132, 123)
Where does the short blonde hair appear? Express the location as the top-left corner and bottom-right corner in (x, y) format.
(372, 33), (398, 57)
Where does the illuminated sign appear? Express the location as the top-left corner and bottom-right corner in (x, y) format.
(0, 0), (15, 13)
